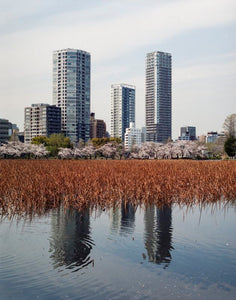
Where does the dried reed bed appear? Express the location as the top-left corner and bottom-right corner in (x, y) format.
(0, 160), (235, 217)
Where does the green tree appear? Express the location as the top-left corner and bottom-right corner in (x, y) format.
(110, 137), (122, 144)
(91, 137), (122, 148)
(32, 134), (72, 157)
(31, 136), (49, 146)
(48, 133), (72, 148)
(224, 136), (236, 157)
(47, 133), (72, 156)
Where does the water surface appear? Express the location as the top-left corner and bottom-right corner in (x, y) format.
(0, 203), (235, 299)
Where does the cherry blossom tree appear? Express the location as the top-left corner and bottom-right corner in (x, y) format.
(138, 142), (156, 159)
(128, 140), (207, 160)
(0, 142), (49, 159)
(129, 144), (141, 159)
(73, 147), (83, 159)
(174, 141), (206, 159)
(80, 145), (95, 159)
(58, 148), (74, 159)
(0, 140), (208, 160)
(115, 143), (125, 159)
(97, 143), (117, 159)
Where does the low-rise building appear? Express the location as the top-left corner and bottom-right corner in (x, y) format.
(206, 131), (226, 144)
(124, 122), (141, 151)
(90, 113), (106, 139)
(207, 131), (218, 143)
(179, 126), (196, 141)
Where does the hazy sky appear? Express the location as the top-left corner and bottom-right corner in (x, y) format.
(1, 0), (236, 139)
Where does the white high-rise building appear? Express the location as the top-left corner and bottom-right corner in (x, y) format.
(53, 48), (91, 143)
(124, 122), (141, 151)
(145, 51), (172, 143)
(111, 84), (135, 141)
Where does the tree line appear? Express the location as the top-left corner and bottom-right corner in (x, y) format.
(0, 114), (235, 159)
(0, 138), (207, 160)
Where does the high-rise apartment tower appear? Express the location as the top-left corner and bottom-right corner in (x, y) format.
(111, 84), (135, 141)
(53, 48), (91, 143)
(145, 51), (172, 142)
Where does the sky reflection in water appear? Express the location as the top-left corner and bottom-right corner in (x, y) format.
(0, 203), (235, 300)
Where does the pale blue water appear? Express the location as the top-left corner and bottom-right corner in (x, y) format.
(0, 203), (235, 299)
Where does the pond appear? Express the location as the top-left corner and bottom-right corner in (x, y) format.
(0, 203), (236, 300)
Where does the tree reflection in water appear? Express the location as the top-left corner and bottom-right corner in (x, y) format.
(144, 205), (174, 268)
(49, 206), (94, 272)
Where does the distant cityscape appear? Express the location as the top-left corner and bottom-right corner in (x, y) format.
(0, 48), (226, 149)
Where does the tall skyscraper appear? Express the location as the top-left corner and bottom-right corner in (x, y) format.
(145, 51), (172, 143)
(111, 83), (135, 141)
(24, 103), (61, 143)
(53, 48), (91, 143)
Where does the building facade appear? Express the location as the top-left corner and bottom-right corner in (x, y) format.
(90, 113), (106, 139)
(141, 127), (146, 144)
(206, 131), (218, 143)
(24, 103), (61, 143)
(111, 83), (135, 141)
(9, 124), (20, 142)
(124, 122), (141, 151)
(179, 126), (196, 141)
(0, 118), (12, 144)
(53, 48), (91, 143)
(198, 135), (206, 144)
(145, 51), (172, 143)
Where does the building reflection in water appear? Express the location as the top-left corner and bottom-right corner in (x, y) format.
(49, 206), (94, 272)
(144, 205), (173, 268)
(120, 202), (136, 235)
(110, 202), (136, 235)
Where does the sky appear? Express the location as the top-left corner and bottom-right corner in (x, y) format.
(0, 0), (236, 139)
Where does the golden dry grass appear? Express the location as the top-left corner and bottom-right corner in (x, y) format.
(0, 160), (235, 217)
